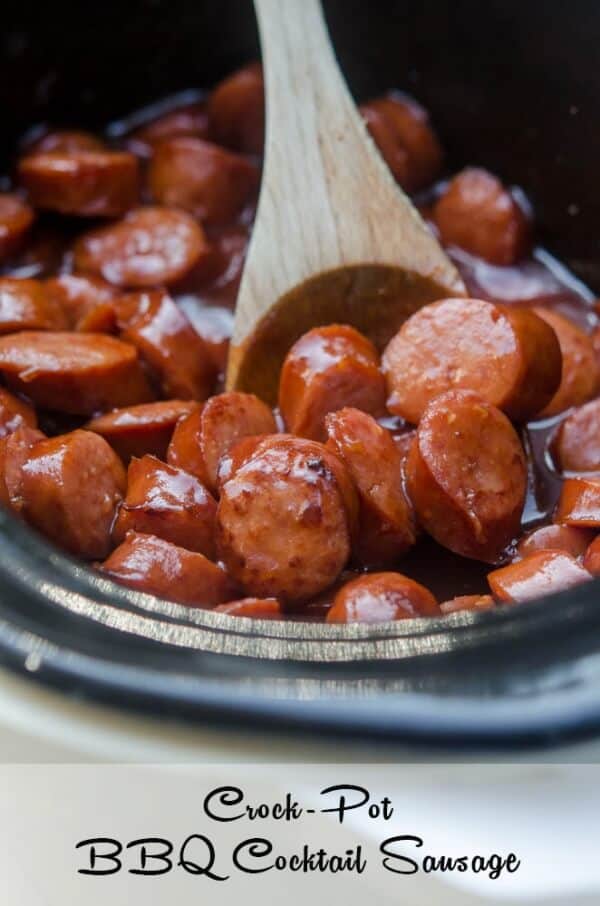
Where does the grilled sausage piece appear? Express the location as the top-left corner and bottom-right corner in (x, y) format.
(555, 477), (600, 527)
(326, 572), (439, 623)
(551, 398), (600, 473)
(207, 62), (265, 155)
(167, 392), (277, 494)
(74, 206), (210, 288)
(45, 274), (118, 332)
(583, 536), (600, 577)
(0, 425), (45, 509)
(0, 387), (37, 438)
(0, 331), (154, 415)
(279, 325), (386, 442)
(102, 531), (235, 606)
(217, 435), (353, 601)
(360, 93), (443, 192)
(19, 429), (126, 558)
(215, 434), (269, 492)
(325, 407), (416, 567)
(87, 400), (199, 462)
(0, 277), (69, 333)
(433, 167), (531, 265)
(516, 524), (594, 560)
(439, 594), (494, 615)
(18, 150), (139, 217)
(126, 102), (210, 159)
(406, 390), (527, 562)
(116, 290), (215, 401)
(148, 137), (259, 225)
(534, 308), (599, 417)
(213, 598), (282, 619)
(382, 298), (561, 424)
(0, 193), (35, 261)
(488, 550), (591, 603)
(113, 454), (217, 557)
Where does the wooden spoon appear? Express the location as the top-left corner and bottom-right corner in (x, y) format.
(226, 0), (465, 403)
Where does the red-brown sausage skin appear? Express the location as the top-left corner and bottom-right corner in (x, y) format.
(102, 532), (235, 606)
(167, 392), (277, 494)
(213, 598), (282, 619)
(113, 454), (217, 557)
(0, 194), (35, 261)
(217, 435), (354, 602)
(516, 524), (594, 560)
(325, 408), (415, 567)
(382, 298), (561, 424)
(583, 537), (600, 577)
(534, 308), (599, 417)
(406, 390), (527, 562)
(207, 63), (265, 155)
(126, 102), (210, 159)
(0, 425), (45, 510)
(488, 550), (591, 603)
(326, 572), (439, 623)
(0, 277), (69, 333)
(215, 434), (268, 492)
(86, 400), (199, 462)
(0, 387), (37, 438)
(555, 477), (600, 527)
(45, 274), (118, 332)
(19, 429), (126, 558)
(279, 325), (386, 442)
(439, 594), (494, 615)
(551, 398), (600, 473)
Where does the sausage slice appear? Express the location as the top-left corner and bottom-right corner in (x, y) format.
(102, 532), (235, 606)
(45, 274), (118, 332)
(516, 524), (594, 560)
(279, 324), (386, 442)
(326, 572), (439, 623)
(488, 550), (591, 603)
(87, 399), (199, 461)
(439, 594), (494, 615)
(0, 425), (45, 509)
(583, 536), (600, 577)
(551, 398), (600, 473)
(406, 390), (527, 562)
(382, 298), (561, 423)
(0, 193), (35, 261)
(0, 387), (37, 438)
(113, 454), (217, 557)
(207, 62), (265, 155)
(0, 331), (154, 415)
(0, 277), (69, 333)
(126, 102), (210, 159)
(555, 477), (600, 527)
(19, 429), (126, 558)
(534, 308), (599, 417)
(214, 598), (282, 619)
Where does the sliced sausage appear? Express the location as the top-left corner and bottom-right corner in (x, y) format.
(439, 594), (494, 615)
(433, 167), (531, 265)
(73, 206), (210, 288)
(360, 92), (443, 192)
(0, 277), (69, 334)
(555, 477), (600, 527)
(279, 324), (386, 442)
(516, 524), (594, 559)
(116, 290), (216, 400)
(0, 425), (45, 509)
(215, 434), (269, 491)
(19, 429), (126, 558)
(213, 598), (282, 619)
(553, 407), (600, 484)
(207, 62), (265, 155)
(216, 435), (353, 601)
(86, 399), (199, 461)
(45, 273), (118, 332)
(178, 298), (234, 373)
(326, 572), (439, 623)
(534, 308), (599, 417)
(167, 391), (277, 493)
(382, 298), (562, 424)
(126, 102), (210, 159)
(0, 331), (154, 415)
(0, 387), (37, 438)
(112, 454), (217, 557)
(148, 137), (260, 225)
(0, 193), (35, 261)
(488, 550), (591, 603)
(325, 407), (416, 567)
(18, 150), (140, 217)
(582, 536), (600, 577)
(406, 390), (527, 562)
(102, 531), (235, 606)
(24, 130), (105, 155)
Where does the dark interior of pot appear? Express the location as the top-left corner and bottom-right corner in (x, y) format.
(1, 0), (600, 745)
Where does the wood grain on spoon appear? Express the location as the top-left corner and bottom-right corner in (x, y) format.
(226, 0), (465, 403)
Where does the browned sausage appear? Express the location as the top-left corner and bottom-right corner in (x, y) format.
(583, 536), (600, 576)
(178, 297), (234, 373)
(73, 206), (210, 288)
(0, 387), (36, 438)
(279, 325), (386, 442)
(534, 308), (599, 417)
(216, 435), (353, 601)
(116, 290), (216, 400)
(433, 167), (531, 265)
(555, 477), (600, 527)
(112, 454), (217, 557)
(126, 102), (210, 159)
(439, 594), (494, 615)
(148, 137), (260, 225)
(45, 274), (118, 332)
(215, 434), (269, 491)
(325, 407), (416, 567)
(0, 331), (154, 415)
(0, 425), (45, 509)
(516, 524), (594, 559)
(0, 277), (69, 334)
(360, 93), (443, 192)
(326, 572), (439, 623)
(19, 429), (126, 558)
(18, 150), (140, 217)
(207, 62), (265, 155)
(167, 391), (277, 493)
(102, 531), (235, 606)
(488, 550), (591, 603)
(0, 193), (35, 261)
(24, 130), (105, 155)
(552, 398), (600, 472)
(213, 598), (282, 619)
(87, 400), (199, 461)
(382, 298), (561, 423)
(406, 390), (527, 562)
